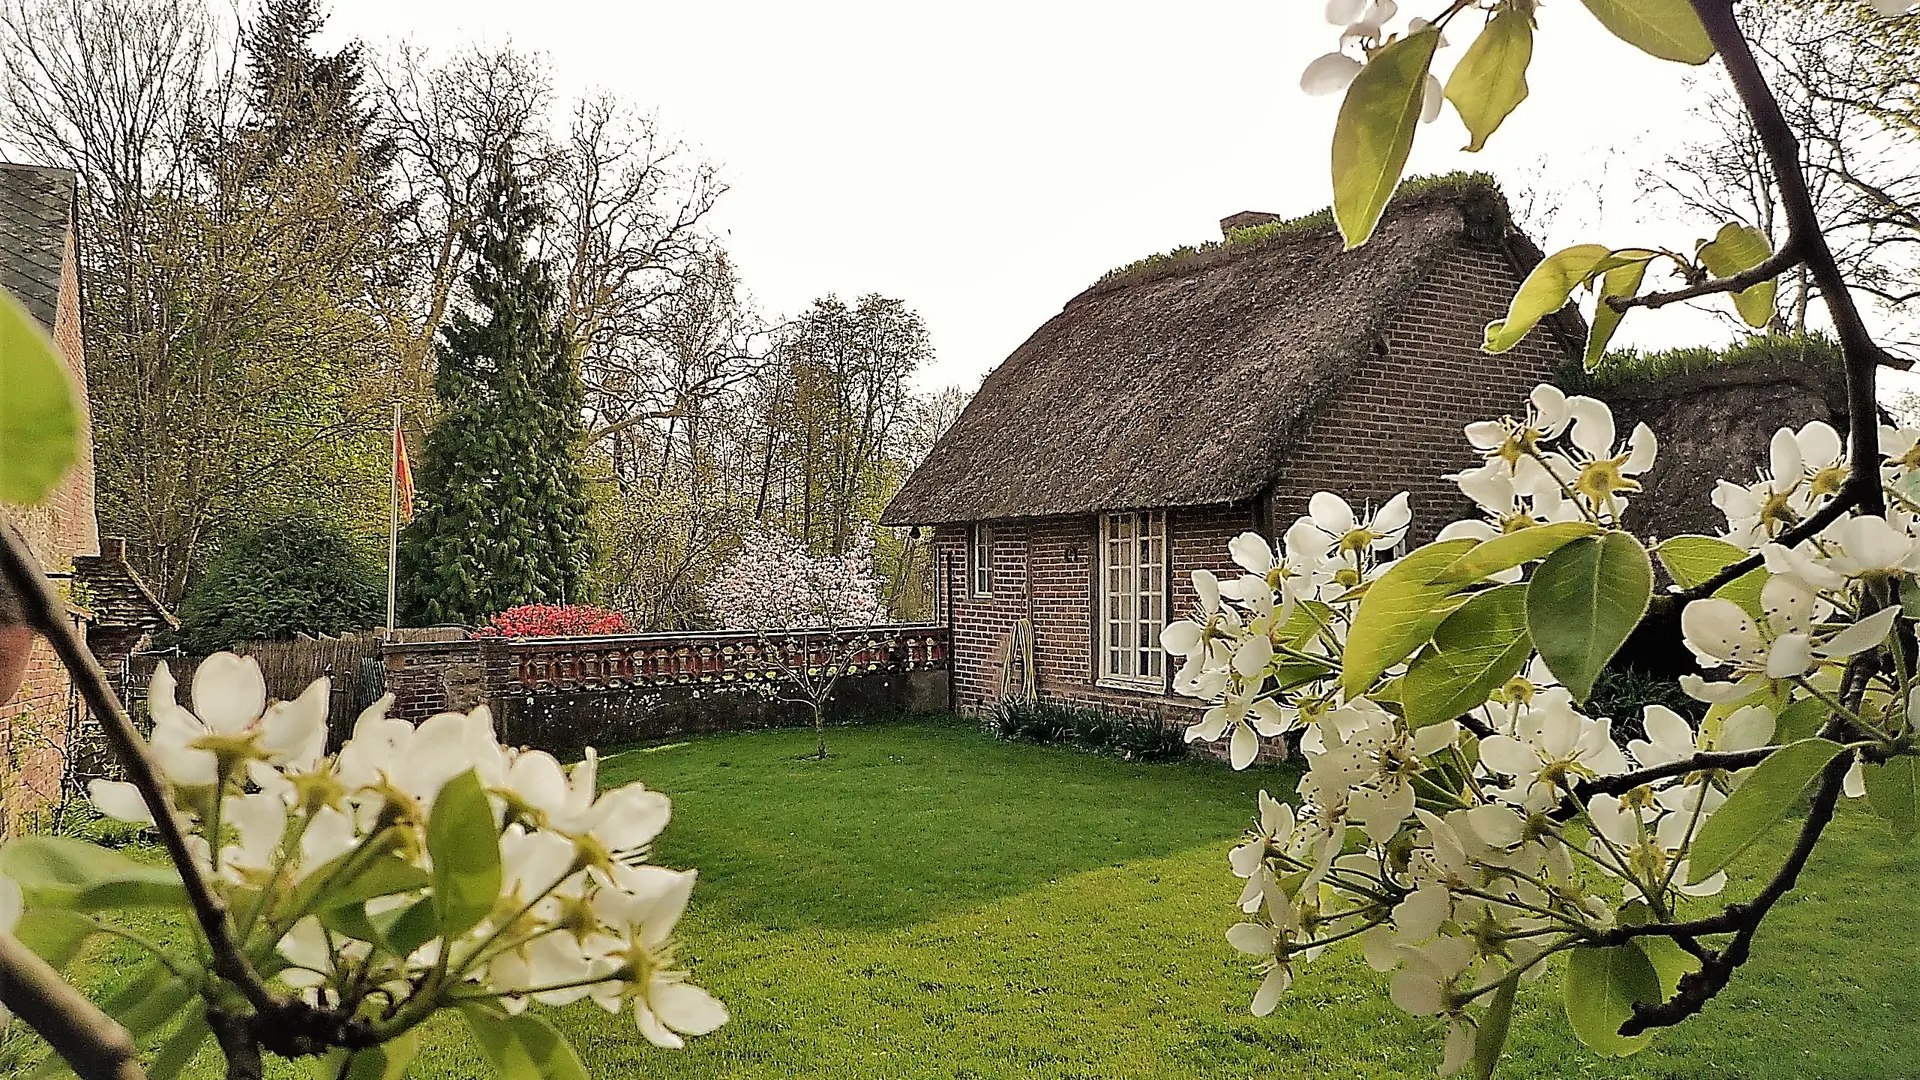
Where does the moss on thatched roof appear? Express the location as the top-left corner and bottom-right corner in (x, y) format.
(1562, 334), (1847, 395)
(883, 177), (1559, 526)
(1093, 171), (1504, 292)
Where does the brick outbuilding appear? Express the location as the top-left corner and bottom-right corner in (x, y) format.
(880, 178), (1582, 758)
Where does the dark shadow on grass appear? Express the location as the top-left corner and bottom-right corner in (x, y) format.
(596, 719), (1290, 931)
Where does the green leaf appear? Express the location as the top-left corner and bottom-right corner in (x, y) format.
(1342, 538), (1478, 698)
(148, 1007), (211, 1080)
(426, 769), (502, 940)
(315, 855), (430, 914)
(1654, 534), (1765, 616)
(1432, 521), (1601, 587)
(1584, 251), (1657, 368)
(464, 1007), (590, 1080)
(0, 836), (188, 910)
(1579, 0), (1716, 64)
(1332, 29), (1441, 249)
(1773, 696), (1828, 742)
(1697, 223), (1778, 328)
(1473, 974), (1519, 1080)
(10, 908), (97, 970)
(1404, 584), (1533, 729)
(0, 288), (82, 504)
(1485, 244), (1614, 353)
(1864, 756), (1920, 841)
(1689, 738), (1846, 882)
(1640, 933), (1702, 1000)
(1445, 11), (1533, 153)
(1526, 533), (1653, 702)
(1563, 941), (1661, 1056)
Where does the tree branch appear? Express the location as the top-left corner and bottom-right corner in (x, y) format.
(1576, 746), (1775, 799)
(1680, 475), (1864, 601)
(1606, 243), (1804, 314)
(1691, 0), (1894, 514)
(0, 931), (145, 1080)
(0, 524), (275, 1013)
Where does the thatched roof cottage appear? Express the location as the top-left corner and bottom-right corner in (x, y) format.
(882, 177), (1842, 759)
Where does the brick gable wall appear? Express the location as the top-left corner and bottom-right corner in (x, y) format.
(2, 224), (99, 832)
(934, 236), (1568, 768)
(1265, 238), (1565, 541)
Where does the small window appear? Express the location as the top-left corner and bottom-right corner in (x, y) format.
(970, 523), (994, 597)
(1098, 511), (1166, 689)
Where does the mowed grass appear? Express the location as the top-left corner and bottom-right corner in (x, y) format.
(47, 720), (1920, 1079)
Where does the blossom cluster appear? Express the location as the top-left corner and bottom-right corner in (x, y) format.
(1301, 0), (1443, 121)
(85, 654), (725, 1052)
(1170, 384), (1919, 1073)
(703, 528), (886, 630)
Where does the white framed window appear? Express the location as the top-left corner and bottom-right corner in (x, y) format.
(970, 523), (994, 597)
(1098, 511), (1166, 689)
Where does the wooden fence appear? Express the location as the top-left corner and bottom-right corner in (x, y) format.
(126, 627), (465, 740)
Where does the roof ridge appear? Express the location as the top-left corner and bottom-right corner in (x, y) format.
(1076, 172), (1507, 304)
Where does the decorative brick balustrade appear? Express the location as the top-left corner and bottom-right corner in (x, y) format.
(381, 625), (950, 750)
(507, 626), (948, 694)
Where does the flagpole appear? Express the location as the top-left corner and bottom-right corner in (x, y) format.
(387, 400), (400, 634)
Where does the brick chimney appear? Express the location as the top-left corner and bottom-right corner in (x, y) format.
(1220, 210), (1282, 238)
(100, 536), (126, 562)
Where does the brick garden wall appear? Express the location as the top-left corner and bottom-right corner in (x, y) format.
(383, 629), (950, 753)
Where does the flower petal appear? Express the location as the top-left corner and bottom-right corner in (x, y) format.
(192, 653), (267, 733)
(1815, 606), (1899, 658)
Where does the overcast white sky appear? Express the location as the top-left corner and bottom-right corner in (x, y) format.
(322, 0), (1891, 394)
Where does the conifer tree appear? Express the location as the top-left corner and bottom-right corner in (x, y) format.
(398, 151), (591, 625)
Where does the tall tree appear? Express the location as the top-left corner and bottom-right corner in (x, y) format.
(1645, 0), (1920, 348)
(398, 150), (589, 625)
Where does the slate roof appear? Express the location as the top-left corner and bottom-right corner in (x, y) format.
(0, 162), (77, 329)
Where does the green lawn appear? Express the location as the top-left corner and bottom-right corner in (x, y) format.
(44, 720), (1920, 1079)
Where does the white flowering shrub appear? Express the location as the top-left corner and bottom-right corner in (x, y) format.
(1173, 385), (1920, 1073)
(0, 654), (722, 1077)
(1179, 2), (1920, 1073)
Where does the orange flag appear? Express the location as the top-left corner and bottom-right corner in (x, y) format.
(394, 418), (415, 520)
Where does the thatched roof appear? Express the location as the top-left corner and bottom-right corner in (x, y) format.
(883, 176), (1568, 525)
(1599, 357), (1849, 539)
(0, 162), (76, 330)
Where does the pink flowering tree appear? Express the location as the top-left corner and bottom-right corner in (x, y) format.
(703, 529), (885, 630)
(703, 530), (887, 758)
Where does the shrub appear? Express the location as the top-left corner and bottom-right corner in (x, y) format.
(983, 700), (1186, 762)
(474, 603), (633, 638)
(176, 512), (383, 653)
(1586, 666), (1706, 745)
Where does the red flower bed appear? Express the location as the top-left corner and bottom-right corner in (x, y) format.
(474, 603), (633, 638)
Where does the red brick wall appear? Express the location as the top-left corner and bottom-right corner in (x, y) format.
(1, 224), (98, 832)
(937, 504), (1258, 763)
(1265, 238), (1565, 541)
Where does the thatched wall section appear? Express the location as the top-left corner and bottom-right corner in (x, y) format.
(1600, 360), (1849, 539)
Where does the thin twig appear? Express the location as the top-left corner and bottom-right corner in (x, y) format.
(1575, 746), (1774, 799)
(1682, 476), (1862, 600)
(1606, 243), (1804, 313)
